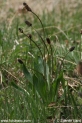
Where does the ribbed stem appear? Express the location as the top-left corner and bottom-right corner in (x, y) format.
(23, 32), (43, 58)
(31, 11), (45, 37)
(33, 27), (49, 56)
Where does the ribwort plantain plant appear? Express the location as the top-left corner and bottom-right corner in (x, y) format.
(10, 2), (82, 122)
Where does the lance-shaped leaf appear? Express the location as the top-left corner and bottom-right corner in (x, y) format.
(22, 63), (33, 84)
(11, 81), (29, 95)
(18, 59), (33, 84)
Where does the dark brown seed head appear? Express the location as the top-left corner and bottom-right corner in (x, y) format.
(23, 2), (27, 6)
(28, 34), (32, 39)
(46, 38), (51, 44)
(25, 20), (32, 27)
(23, 2), (32, 12)
(69, 46), (75, 52)
(19, 28), (23, 33)
(18, 59), (23, 64)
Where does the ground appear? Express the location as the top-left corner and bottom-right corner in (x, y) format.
(0, 0), (82, 19)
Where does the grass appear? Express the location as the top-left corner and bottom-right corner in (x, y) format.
(0, 1), (82, 123)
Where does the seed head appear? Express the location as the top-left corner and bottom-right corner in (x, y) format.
(23, 2), (32, 12)
(23, 2), (27, 6)
(18, 59), (23, 64)
(28, 34), (32, 39)
(25, 20), (32, 27)
(69, 46), (75, 52)
(46, 38), (51, 44)
(19, 28), (23, 33)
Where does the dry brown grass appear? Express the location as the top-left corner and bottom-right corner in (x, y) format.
(0, 0), (82, 22)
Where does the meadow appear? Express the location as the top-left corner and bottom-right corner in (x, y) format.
(0, 1), (82, 123)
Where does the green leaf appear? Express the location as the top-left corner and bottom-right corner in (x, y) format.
(51, 72), (64, 101)
(45, 63), (50, 90)
(69, 91), (78, 117)
(22, 63), (33, 84)
(11, 81), (29, 95)
(33, 74), (47, 101)
(34, 56), (50, 90)
(34, 56), (44, 75)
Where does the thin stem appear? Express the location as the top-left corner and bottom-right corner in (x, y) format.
(50, 44), (53, 78)
(60, 46), (75, 70)
(23, 2), (45, 36)
(31, 12), (46, 78)
(59, 51), (69, 71)
(30, 11), (47, 77)
(33, 27), (49, 56)
(31, 11), (45, 37)
(23, 32), (43, 58)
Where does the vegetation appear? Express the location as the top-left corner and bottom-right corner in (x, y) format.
(0, 1), (82, 123)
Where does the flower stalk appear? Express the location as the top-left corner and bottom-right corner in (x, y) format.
(19, 28), (43, 58)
